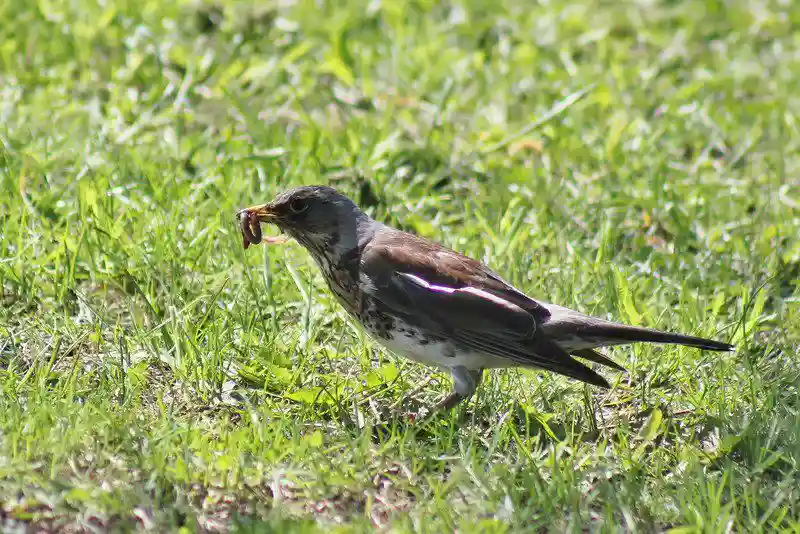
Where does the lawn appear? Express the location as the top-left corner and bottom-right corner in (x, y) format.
(1, 0), (799, 531)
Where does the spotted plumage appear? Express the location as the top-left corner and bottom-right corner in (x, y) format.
(238, 186), (733, 411)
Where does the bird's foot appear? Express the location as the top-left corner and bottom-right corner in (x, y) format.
(433, 391), (465, 411)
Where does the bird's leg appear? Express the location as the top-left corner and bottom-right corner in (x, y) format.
(434, 366), (483, 411)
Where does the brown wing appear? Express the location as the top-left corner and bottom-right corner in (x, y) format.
(362, 229), (551, 322)
(392, 272), (537, 339)
(360, 230), (610, 387)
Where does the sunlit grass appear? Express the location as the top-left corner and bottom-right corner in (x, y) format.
(1, 0), (799, 530)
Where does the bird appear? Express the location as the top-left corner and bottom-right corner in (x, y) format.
(238, 185), (733, 410)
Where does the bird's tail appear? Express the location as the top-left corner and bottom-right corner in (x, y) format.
(581, 322), (733, 351)
(541, 304), (733, 352)
(528, 337), (612, 388)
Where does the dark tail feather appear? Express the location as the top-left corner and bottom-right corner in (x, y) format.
(530, 338), (610, 388)
(571, 348), (626, 372)
(590, 323), (733, 352)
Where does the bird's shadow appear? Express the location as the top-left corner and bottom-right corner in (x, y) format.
(332, 394), (574, 446)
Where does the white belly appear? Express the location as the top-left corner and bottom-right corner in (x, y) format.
(375, 323), (510, 370)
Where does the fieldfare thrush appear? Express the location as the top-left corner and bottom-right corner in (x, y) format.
(238, 186), (733, 410)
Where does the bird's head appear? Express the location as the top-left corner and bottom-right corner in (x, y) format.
(238, 185), (376, 259)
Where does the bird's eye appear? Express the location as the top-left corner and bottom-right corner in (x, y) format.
(288, 198), (308, 214)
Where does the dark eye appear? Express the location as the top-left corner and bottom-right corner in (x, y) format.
(289, 198), (308, 214)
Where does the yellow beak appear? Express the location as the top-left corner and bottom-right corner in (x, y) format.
(238, 203), (278, 223)
(237, 204), (287, 249)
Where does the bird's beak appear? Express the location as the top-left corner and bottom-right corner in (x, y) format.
(237, 203), (288, 249)
(238, 203), (278, 223)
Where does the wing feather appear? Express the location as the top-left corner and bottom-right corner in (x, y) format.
(359, 232), (610, 387)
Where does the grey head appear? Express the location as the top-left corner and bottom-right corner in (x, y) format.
(240, 185), (379, 260)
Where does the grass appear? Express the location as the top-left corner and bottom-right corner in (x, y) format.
(1, 0), (799, 530)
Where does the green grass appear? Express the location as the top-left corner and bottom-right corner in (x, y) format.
(1, 0), (799, 531)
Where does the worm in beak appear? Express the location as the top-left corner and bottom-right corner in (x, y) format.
(240, 211), (262, 249)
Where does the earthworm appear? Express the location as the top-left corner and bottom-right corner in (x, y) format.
(240, 211), (262, 246)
